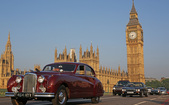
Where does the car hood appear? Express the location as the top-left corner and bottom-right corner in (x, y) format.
(26, 71), (73, 76)
(152, 89), (159, 92)
(160, 90), (166, 92)
(113, 85), (124, 90)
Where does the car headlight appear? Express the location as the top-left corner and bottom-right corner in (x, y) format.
(122, 89), (126, 91)
(38, 75), (45, 83)
(39, 85), (46, 93)
(16, 76), (22, 83)
(136, 89), (140, 91)
(113, 87), (116, 90)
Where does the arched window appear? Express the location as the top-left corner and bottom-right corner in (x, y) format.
(2, 80), (4, 86)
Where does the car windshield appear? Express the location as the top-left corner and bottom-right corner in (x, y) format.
(43, 64), (76, 72)
(116, 81), (129, 86)
(158, 87), (166, 90)
(126, 82), (143, 87)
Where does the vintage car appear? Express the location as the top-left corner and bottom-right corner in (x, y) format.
(122, 82), (148, 97)
(5, 62), (104, 105)
(112, 80), (130, 96)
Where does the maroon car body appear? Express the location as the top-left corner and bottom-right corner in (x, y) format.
(5, 62), (104, 105)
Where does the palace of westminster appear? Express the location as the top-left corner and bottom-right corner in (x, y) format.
(0, 1), (145, 92)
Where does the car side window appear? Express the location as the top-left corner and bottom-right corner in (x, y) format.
(143, 83), (146, 87)
(44, 66), (52, 71)
(140, 84), (143, 87)
(85, 66), (94, 77)
(76, 65), (85, 75)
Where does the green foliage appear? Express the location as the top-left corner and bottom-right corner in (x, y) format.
(0, 89), (7, 97)
(146, 80), (162, 88)
(161, 79), (169, 90)
(146, 79), (169, 90)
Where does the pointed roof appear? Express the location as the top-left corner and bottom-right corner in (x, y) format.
(130, 0), (137, 14)
(127, 18), (141, 26)
(5, 31), (12, 52)
(97, 45), (99, 52)
(90, 42), (93, 50)
(6, 31), (11, 47)
(127, 0), (141, 27)
(80, 44), (82, 49)
(64, 45), (67, 50)
(7, 31), (11, 43)
(55, 48), (57, 53)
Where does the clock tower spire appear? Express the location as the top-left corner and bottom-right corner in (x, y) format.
(126, 1), (145, 83)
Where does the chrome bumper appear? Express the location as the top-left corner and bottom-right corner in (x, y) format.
(5, 92), (55, 98)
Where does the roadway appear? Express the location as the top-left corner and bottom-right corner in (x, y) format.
(0, 95), (169, 105)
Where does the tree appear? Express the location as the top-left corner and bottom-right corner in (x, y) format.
(161, 79), (169, 90)
(145, 80), (162, 89)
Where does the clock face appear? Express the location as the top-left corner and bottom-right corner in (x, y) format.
(129, 32), (137, 39)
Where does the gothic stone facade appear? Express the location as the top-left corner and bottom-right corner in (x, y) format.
(0, 33), (26, 89)
(0, 33), (14, 89)
(126, 1), (145, 83)
(55, 47), (77, 63)
(0, 33), (38, 89)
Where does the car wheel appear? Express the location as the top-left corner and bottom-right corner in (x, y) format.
(113, 93), (116, 96)
(52, 85), (68, 105)
(11, 97), (27, 105)
(140, 91), (144, 97)
(118, 94), (121, 96)
(91, 97), (100, 104)
(122, 94), (126, 97)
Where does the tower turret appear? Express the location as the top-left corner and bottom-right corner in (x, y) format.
(5, 32), (12, 52)
(55, 48), (57, 62)
(90, 43), (93, 58)
(126, 0), (145, 83)
(79, 45), (82, 59)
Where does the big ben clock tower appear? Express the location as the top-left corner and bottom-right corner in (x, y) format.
(126, 0), (145, 83)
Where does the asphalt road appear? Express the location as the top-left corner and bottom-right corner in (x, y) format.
(0, 95), (169, 105)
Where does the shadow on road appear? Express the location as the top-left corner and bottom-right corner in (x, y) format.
(26, 99), (95, 105)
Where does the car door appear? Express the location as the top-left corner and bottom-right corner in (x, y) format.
(74, 65), (92, 98)
(84, 65), (95, 97)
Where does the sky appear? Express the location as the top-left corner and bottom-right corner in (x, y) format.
(0, 0), (169, 80)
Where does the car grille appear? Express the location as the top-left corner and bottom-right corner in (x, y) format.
(22, 73), (37, 93)
(116, 87), (122, 90)
(127, 89), (135, 92)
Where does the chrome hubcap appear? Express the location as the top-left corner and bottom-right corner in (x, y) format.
(58, 91), (65, 104)
(96, 97), (100, 101)
(96, 97), (98, 100)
